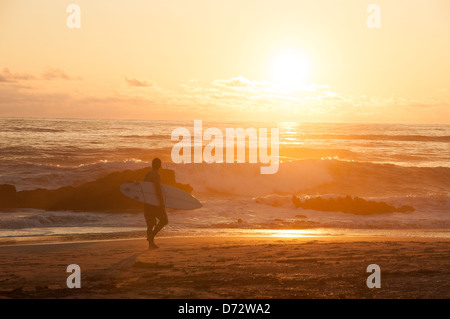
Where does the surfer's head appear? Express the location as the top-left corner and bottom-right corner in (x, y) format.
(152, 157), (162, 170)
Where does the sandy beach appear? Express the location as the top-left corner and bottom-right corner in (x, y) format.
(0, 235), (449, 299)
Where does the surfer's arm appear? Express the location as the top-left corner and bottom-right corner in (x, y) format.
(154, 174), (165, 209)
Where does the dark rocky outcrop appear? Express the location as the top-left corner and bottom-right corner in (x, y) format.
(292, 195), (414, 215)
(0, 167), (192, 212)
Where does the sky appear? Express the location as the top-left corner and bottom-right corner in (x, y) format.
(0, 0), (449, 123)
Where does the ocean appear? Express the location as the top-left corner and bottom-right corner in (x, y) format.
(0, 117), (449, 242)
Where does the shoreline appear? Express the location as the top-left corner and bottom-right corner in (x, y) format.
(1, 227), (450, 247)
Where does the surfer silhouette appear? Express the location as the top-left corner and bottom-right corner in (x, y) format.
(144, 158), (168, 249)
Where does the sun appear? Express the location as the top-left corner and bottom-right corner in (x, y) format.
(270, 49), (310, 88)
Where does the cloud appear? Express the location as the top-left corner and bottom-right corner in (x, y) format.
(124, 76), (154, 87)
(42, 67), (82, 80)
(183, 76), (334, 112)
(213, 76), (275, 93)
(1, 71), (449, 123)
(212, 76), (331, 96)
(213, 76), (254, 89)
(0, 68), (35, 82)
(176, 76), (450, 122)
(0, 67), (82, 83)
(0, 80), (198, 120)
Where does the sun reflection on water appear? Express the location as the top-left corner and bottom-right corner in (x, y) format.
(254, 229), (328, 238)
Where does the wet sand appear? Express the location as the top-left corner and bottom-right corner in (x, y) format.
(0, 236), (449, 298)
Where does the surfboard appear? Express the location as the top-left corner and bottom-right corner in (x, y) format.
(120, 181), (202, 210)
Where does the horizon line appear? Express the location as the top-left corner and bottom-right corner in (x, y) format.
(0, 115), (449, 126)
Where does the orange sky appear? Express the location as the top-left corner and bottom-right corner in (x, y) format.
(0, 0), (449, 123)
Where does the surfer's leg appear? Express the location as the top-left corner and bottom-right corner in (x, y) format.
(151, 208), (168, 238)
(144, 206), (157, 243)
(146, 219), (159, 249)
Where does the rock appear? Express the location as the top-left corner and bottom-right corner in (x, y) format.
(292, 195), (415, 215)
(0, 167), (192, 212)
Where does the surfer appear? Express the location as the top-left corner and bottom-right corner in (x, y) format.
(144, 158), (168, 249)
